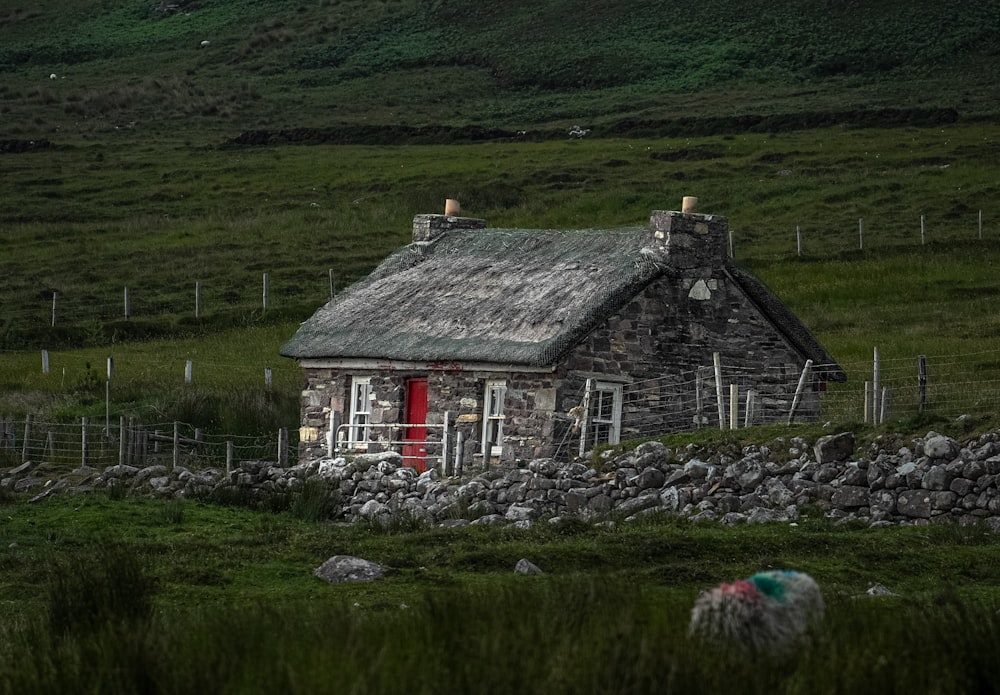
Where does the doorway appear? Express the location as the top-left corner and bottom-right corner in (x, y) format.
(403, 378), (428, 472)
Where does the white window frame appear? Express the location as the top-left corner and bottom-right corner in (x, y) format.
(481, 380), (507, 457)
(587, 381), (622, 447)
(347, 376), (373, 448)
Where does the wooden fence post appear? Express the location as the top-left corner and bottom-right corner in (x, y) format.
(195, 281), (202, 319)
(22, 414), (32, 463)
(119, 415), (127, 465)
(920, 215), (926, 245)
(262, 272), (269, 312)
(744, 390), (756, 429)
(796, 225), (802, 256)
(42, 350), (49, 375)
(713, 353), (725, 430)
(454, 430), (464, 478)
(329, 269), (335, 299)
(226, 441), (234, 475)
(787, 360), (813, 425)
(278, 427), (288, 467)
(918, 355), (928, 413)
(729, 383), (738, 430)
(864, 381), (872, 424)
(859, 218), (864, 250)
(123, 287), (130, 320)
(172, 422), (179, 471)
(51, 292), (57, 328)
(81, 417), (89, 468)
(185, 360), (193, 384)
(872, 347), (881, 425)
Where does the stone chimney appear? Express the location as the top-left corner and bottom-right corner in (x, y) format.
(412, 200), (486, 243)
(649, 205), (728, 273)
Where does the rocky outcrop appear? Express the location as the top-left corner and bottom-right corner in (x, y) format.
(7, 429), (1000, 530)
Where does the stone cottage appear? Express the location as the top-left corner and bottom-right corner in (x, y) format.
(280, 202), (845, 471)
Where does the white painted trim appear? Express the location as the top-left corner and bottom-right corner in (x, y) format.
(299, 358), (555, 374)
(482, 379), (507, 457)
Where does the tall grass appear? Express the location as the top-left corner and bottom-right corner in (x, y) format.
(1, 576), (998, 694)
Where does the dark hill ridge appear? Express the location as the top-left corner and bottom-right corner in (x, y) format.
(0, 0), (997, 141)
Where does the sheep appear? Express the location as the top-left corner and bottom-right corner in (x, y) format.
(689, 570), (824, 654)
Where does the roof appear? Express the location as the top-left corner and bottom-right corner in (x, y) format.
(280, 223), (846, 381)
(281, 226), (664, 366)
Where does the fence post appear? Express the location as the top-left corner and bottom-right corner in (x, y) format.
(264, 367), (273, 390)
(278, 427), (288, 467)
(454, 430), (464, 478)
(796, 225), (802, 256)
(81, 417), (89, 468)
(578, 378), (593, 458)
(329, 269), (335, 300)
(787, 360), (813, 425)
(918, 355), (928, 413)
(42, 350), (49, 375)
(124, 287), (131, 320)
(172, 421), (179, 471)
(879, 387), (890, 424)
(22, 414), (32, 464)
(185, 360), (193, 384)
(979, 210), (983, 240)
(920, 215), (926, 245)
(119, 415), (127, 465)
(51, 292), (57, 328)
(729, 383), (738, 430)
(859, 218), (864, 250)
(262, 272), (269, 312)
(441, 411), (450, 475)
(195, 281), (202, 319)
(872, 346), (881, 425)
(226, 441), (234, 475)
(713, 353), (725, 430)
(864, 381), (872, 424)
(694, 368), (704, 428)
(744, 390), (756, 429)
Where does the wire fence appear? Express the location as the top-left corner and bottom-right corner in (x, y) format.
(4, 348), (997, 474)
(1, 208), (992, 346)
(0, 417), (296, 473)
(617, 348), (1000, 440)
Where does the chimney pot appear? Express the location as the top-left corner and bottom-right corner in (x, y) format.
(682, 196), (698, 213)
(445, 198), (461, 216)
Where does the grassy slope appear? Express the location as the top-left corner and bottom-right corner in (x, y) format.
(1, 0), (999, 139)
(1, 0), (1000, 427)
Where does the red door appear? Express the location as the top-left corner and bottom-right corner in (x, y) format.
(403, 378), (428, 472)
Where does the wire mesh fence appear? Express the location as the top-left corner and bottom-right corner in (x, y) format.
(2, 348), (999, 473)
(0, 416), (296, 472)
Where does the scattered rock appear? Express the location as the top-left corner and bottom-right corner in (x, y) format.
(314, 556), (385, 584)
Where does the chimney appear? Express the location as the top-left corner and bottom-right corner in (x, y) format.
(412, 200), (486, 243)
(649, 200), (728, 272)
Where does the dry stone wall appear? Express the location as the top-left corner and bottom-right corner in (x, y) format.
(8, 429), (1000, 532)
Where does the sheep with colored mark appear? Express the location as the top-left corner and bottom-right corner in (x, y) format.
(689, 570), (824, 653)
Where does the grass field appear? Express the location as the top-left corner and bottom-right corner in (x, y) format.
(0, 494), (999, 694)
(3, 3), (1000, 691)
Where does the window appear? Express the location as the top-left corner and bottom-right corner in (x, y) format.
(481, 380), (506, 456)
(586, 381), (622, 446)
(347, 377), (372, 448)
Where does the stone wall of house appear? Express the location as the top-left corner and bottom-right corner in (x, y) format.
(297, 367), (565, 468)
(563, 271), (819, 436)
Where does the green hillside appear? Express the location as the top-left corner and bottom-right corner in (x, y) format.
(2, 0), (1000, 430)
(2, 0), (998, 140)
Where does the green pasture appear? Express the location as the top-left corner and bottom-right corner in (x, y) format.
(0, 495), (998, 694)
